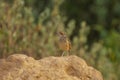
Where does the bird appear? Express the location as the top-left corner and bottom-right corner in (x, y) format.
(57, 31), (71, 56)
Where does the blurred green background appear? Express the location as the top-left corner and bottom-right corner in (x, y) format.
(0, 0), (120, 80)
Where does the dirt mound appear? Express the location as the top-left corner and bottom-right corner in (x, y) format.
(0, 54), (103, 80)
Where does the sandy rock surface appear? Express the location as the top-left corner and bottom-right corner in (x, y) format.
(0, 54), (103, 80)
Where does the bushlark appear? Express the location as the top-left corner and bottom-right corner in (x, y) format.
(57, 31), (71, 56)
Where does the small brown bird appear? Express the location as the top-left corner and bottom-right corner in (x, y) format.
(57, 31), (71, 56)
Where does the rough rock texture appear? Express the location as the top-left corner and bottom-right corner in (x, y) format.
(0, 54), (103, 80)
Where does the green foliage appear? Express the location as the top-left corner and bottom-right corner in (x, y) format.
(0, 0), (120, 80)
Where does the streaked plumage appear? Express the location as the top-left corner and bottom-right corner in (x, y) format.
(57, 31), (71, 56)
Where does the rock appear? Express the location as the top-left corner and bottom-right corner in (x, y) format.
(0, 54), (103, 80)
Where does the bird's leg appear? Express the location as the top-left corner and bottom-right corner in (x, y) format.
(61, 51), (65, 56)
